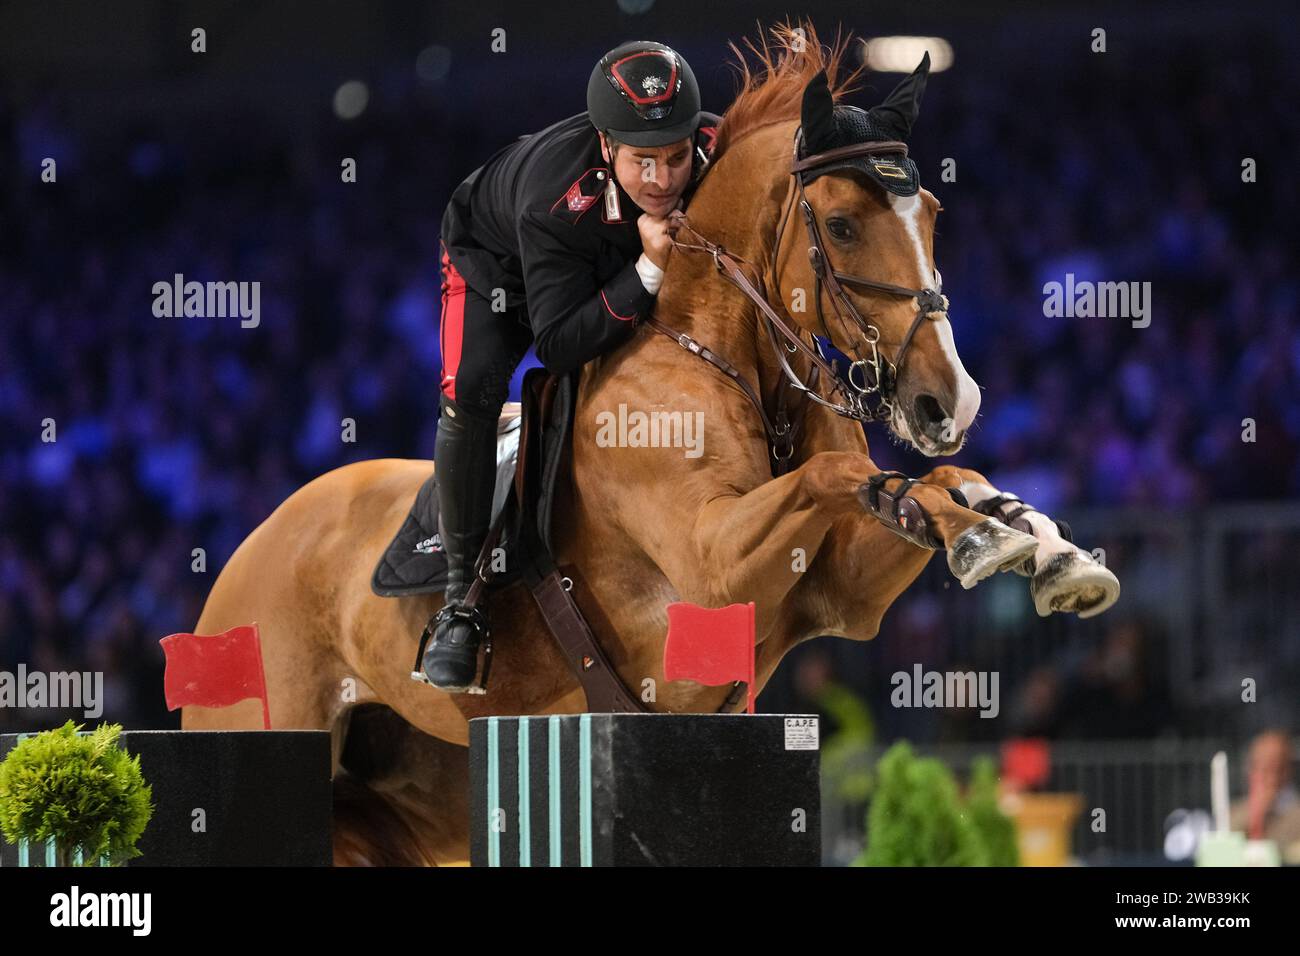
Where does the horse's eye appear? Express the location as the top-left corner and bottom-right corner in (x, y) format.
(826, 217), (854, 241)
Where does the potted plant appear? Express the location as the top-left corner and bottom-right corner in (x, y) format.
(0, 720), (153, 866)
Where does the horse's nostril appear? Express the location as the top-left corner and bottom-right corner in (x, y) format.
(914, 394), (947, 428)
(913, 393), (959, 443)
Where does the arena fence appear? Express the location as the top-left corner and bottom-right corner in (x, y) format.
(820, 737), (1289, 866)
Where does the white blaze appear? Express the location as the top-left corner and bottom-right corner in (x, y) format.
(890, 193), (981, 432)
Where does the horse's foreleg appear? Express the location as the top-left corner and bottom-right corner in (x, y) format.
(675, 451), (1037, 617)
(919, 465), (1120, 618)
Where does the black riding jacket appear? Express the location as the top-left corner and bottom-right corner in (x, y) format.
(440, 110), (719, 377)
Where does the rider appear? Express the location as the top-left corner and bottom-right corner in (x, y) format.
(424, 40), (719, 691)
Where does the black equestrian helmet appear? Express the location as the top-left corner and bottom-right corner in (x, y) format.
(587, 40), (701, 147)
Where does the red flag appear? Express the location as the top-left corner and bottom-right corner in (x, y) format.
(663, 601), (756, 713)
(160, 623), (271, 729)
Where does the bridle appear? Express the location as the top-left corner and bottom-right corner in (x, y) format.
(786, 132), (950, 420)
(647, 128), (950, 466)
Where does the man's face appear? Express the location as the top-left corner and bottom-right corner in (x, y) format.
(600, 133), (693, 218)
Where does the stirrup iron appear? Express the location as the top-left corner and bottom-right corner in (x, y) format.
(410, 603), (494, 694)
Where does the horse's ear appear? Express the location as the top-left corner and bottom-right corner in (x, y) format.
(800, 69), (837, 153)
(868, 51), (931, 141)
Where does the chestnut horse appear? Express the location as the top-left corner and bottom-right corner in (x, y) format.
(183, 25), (1118, 865)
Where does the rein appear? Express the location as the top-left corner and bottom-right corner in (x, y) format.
(646, 130), (950, 461)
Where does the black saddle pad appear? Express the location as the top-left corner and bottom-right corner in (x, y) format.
(370, 469), (450, 596)
(370, 415), (522, 597)
(369, 369), (576, 599)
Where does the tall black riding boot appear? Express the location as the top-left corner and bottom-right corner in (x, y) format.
(422, 393), (499, 691)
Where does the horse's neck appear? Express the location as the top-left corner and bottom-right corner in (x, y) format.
(655, 162), (793, 413)
(653, 148), (865, 465)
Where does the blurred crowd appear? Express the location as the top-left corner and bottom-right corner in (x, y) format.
(0, 19), (1296, 735)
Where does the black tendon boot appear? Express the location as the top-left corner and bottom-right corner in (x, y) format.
(422, 394), (499, 691)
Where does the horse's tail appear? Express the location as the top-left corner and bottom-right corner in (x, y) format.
(332, 772), (440, 867)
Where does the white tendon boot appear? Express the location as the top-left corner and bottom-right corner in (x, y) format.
(958, 483), (1120, 618)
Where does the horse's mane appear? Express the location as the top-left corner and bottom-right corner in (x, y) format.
(711, 21), (868, 162)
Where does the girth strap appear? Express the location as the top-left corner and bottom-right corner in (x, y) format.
(526, 561), (748, 715)
(515, 412), (749, 715)
(529, 568), (646, 713)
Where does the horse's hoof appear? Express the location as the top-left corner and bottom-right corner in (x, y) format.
(1030, 550), (1120, 618)
(948, 519), (1039, 590)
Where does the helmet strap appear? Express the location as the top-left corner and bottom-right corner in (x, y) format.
(600, 132), (622, 166)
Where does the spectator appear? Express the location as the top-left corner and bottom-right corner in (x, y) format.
(1230, 729), (1300, 863)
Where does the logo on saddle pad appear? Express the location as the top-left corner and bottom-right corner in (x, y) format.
(414, 533), (443, 554)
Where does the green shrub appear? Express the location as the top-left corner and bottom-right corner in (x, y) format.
(966, 755), (1020, 866)
(857, 742), (1019, 867)
(0, 720), (153, 866)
